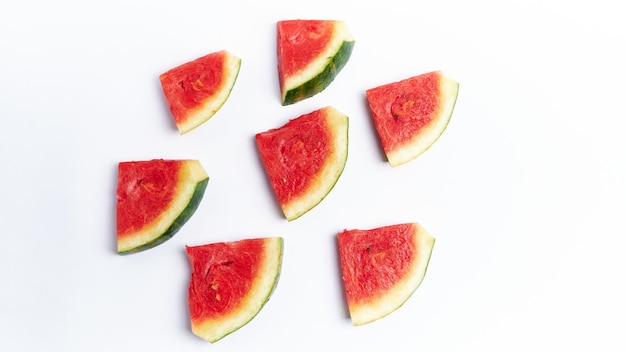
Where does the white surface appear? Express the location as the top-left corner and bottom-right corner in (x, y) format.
(1, 0), (625, 351)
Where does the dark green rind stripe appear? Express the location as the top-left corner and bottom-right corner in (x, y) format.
(118, 177), (209, 255)
(282, 40), (355, 106)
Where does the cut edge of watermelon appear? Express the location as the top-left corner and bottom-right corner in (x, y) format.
(117, 161), (209, 254)
(190, 237), (284, 343)
(386, 72), (459, 167)
(177, 51), (241, 135)
(283, 106), (349, 221)
(348, 223), (435, 326)
(281, 21), (355, 105)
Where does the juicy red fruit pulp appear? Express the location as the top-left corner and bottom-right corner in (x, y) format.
(338, 224), (416, 304)
(277, 20), (334, 81)
(116, 160), (181, 238)
(255, 110), (332, 205)
(186, 240), (265, 321)
(160, 52), (226, 123)
(367, 72), (442, 150)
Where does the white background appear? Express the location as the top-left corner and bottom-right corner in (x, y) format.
(2, 0), (625, 351)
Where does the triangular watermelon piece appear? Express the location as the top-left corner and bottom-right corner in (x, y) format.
(277, 19), (355, 105)
(366, 70), (459, 167)
(255, 106), (349, 221)
(337, 222), (435, 325)
(159, 50), (241, 134)
(186, 237), (283, 343)
(116, 159), (209, 255)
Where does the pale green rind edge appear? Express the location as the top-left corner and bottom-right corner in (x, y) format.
(283, 108), (349, 221)
(387, 73), (460, 167)
(201, 237), (284, 343)
(179, 54), (242, 135)
(282, 40), (355, 106)
(359, 235), (435, 326)
(350, 225), (436, 326)
(117, 177), (209, 255)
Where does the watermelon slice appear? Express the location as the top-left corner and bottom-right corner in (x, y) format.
(116, 159), (209, 255)
(277, 19), (355, 105)
(186, 237), (284, 343)
(337, 222), (435, 326)
(366, 70), (459, 167)
(255, 106), (349, 221)
(159, 50), (241, 134)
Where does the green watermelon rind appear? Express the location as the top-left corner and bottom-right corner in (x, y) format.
(356, 231), (435, 325)
(118, 177), (209, 255)
(390, 74), (459, 166)
(282, 107), (349, 221)
(180, 54), (241, 135)
(369, 71), (460, 167)
(282, 40), (355, 105)
(280, 22), (355, 106)
(340, 223), (436, 326)
(177, 53), (241, 135)
(117, 160), (209, 255)
(160, 51), (242, 135)
(189, 237), (284, 343)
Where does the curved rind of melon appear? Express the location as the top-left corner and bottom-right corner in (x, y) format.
(160, 50), (241, 135)
(279, 21), (355, 105)
(117, 160), (209, 255)
(187, 237), (284, 343)
(366, 71), (459, 167)
(285, 108), (348, 220)
(255, 106), (349, 221)
(338, 223), (435, 326)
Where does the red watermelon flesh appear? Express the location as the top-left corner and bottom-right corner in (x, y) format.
(277, 19), (355, 105)
(366, 70), (459, 167)
(186, 237), (283, 343)
(159, 50), (241, 134)
(255, 106), (349, 221)
(278, 20), (334, 81)
(116, 159), (208, 254)
(337, 223), (435, 325)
